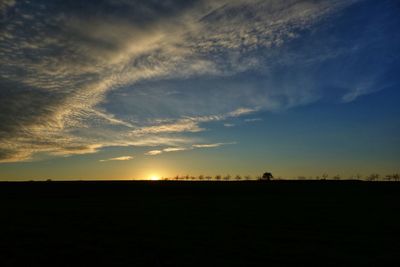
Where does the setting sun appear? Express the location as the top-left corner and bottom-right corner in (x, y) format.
(149, 175), (160, 181)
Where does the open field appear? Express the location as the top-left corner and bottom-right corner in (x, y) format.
(1, 181), (399, 266)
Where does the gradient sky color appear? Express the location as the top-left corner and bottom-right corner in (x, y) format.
(0, 0), (399, 180)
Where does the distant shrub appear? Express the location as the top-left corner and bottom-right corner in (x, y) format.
(367, 174), (380, 181)
(333, 175), (341, 180)
(385, 174), (399, 181)
(223, 175), (231, 181)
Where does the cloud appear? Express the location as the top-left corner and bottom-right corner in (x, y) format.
(224, 123), (235, 127)
(145, 142), (236, 156)
(163, 147), (187, 152)
(130, 107), (257, 136)
(192, 142), (236, 148)
(145, 150), (163, 156)
(228, 108), (257, 117)
(99, 156), (134, 162)
(2, 0), (393, 162)
(0, 0), (15, 14)
(145, 146), (188, 156)
(132, 120), (204, 135)
(245, 118), (262, 122)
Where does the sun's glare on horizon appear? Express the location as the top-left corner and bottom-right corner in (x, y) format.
(0, 0), (399, 180)
(149, 175), (161, 181)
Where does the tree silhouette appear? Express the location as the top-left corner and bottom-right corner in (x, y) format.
(385, 174), (393, 181)
(333, 174), (341, 180)
(223, 175), (231, 181)
(244, 175), (251, 180)
(367, 174), (379, 181)
(322, 173), (328, 180)
(235, 175), (242, 181)
(215, 175), (221, 181)
(261, 172), (273, 181)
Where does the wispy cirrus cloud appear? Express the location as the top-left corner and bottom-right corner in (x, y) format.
(192, 142), (236, 148)
(244, 118), (263, 122)
(145, 147), (188, 156)
(1, 0), (396, 163)
(145, 142), (236, 156)
(163, 147), (188, 152)
(0, 0), (15, 14)
(131, 107), (257, 136)
(99, 156), (134, 162)
(145, 150), (163, 156)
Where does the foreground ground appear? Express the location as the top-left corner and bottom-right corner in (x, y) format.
(0, 180), (399, 266)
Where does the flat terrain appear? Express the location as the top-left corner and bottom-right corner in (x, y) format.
(1, 181), (399, 266)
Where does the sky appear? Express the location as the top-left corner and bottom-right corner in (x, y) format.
(0, 0), (399, 180)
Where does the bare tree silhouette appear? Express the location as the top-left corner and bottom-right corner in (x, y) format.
(333, 174), (341, 180)
(223, 175), (231, 181)
(235, 175), (242, 181)
(322, 173), (329, 180)
(215, 175), (221, 181)
(385, 174), (393, 181)
(367, 174), (379, 181)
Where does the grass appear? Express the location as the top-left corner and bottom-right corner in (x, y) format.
(1, 180), (399, 266)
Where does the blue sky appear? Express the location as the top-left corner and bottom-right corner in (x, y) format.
(0, 0), (399, 179)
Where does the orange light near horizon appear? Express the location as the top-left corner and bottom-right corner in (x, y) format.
(149, 174), (160, 181)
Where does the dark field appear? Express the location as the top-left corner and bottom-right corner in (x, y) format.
(1, 181), (399, 266)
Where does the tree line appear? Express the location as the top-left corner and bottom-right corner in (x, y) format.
(160, 173), (400, 181)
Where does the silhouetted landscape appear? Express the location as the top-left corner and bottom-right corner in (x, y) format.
(1, 0), (399, 266)
(1, 180), (399, 266)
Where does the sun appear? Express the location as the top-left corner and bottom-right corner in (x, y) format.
(149, 174), (160, 181)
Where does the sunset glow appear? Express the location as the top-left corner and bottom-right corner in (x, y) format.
(149, 175), (161, 181)
(1, 1), (399, 266)
(0, 0), (399, 180)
